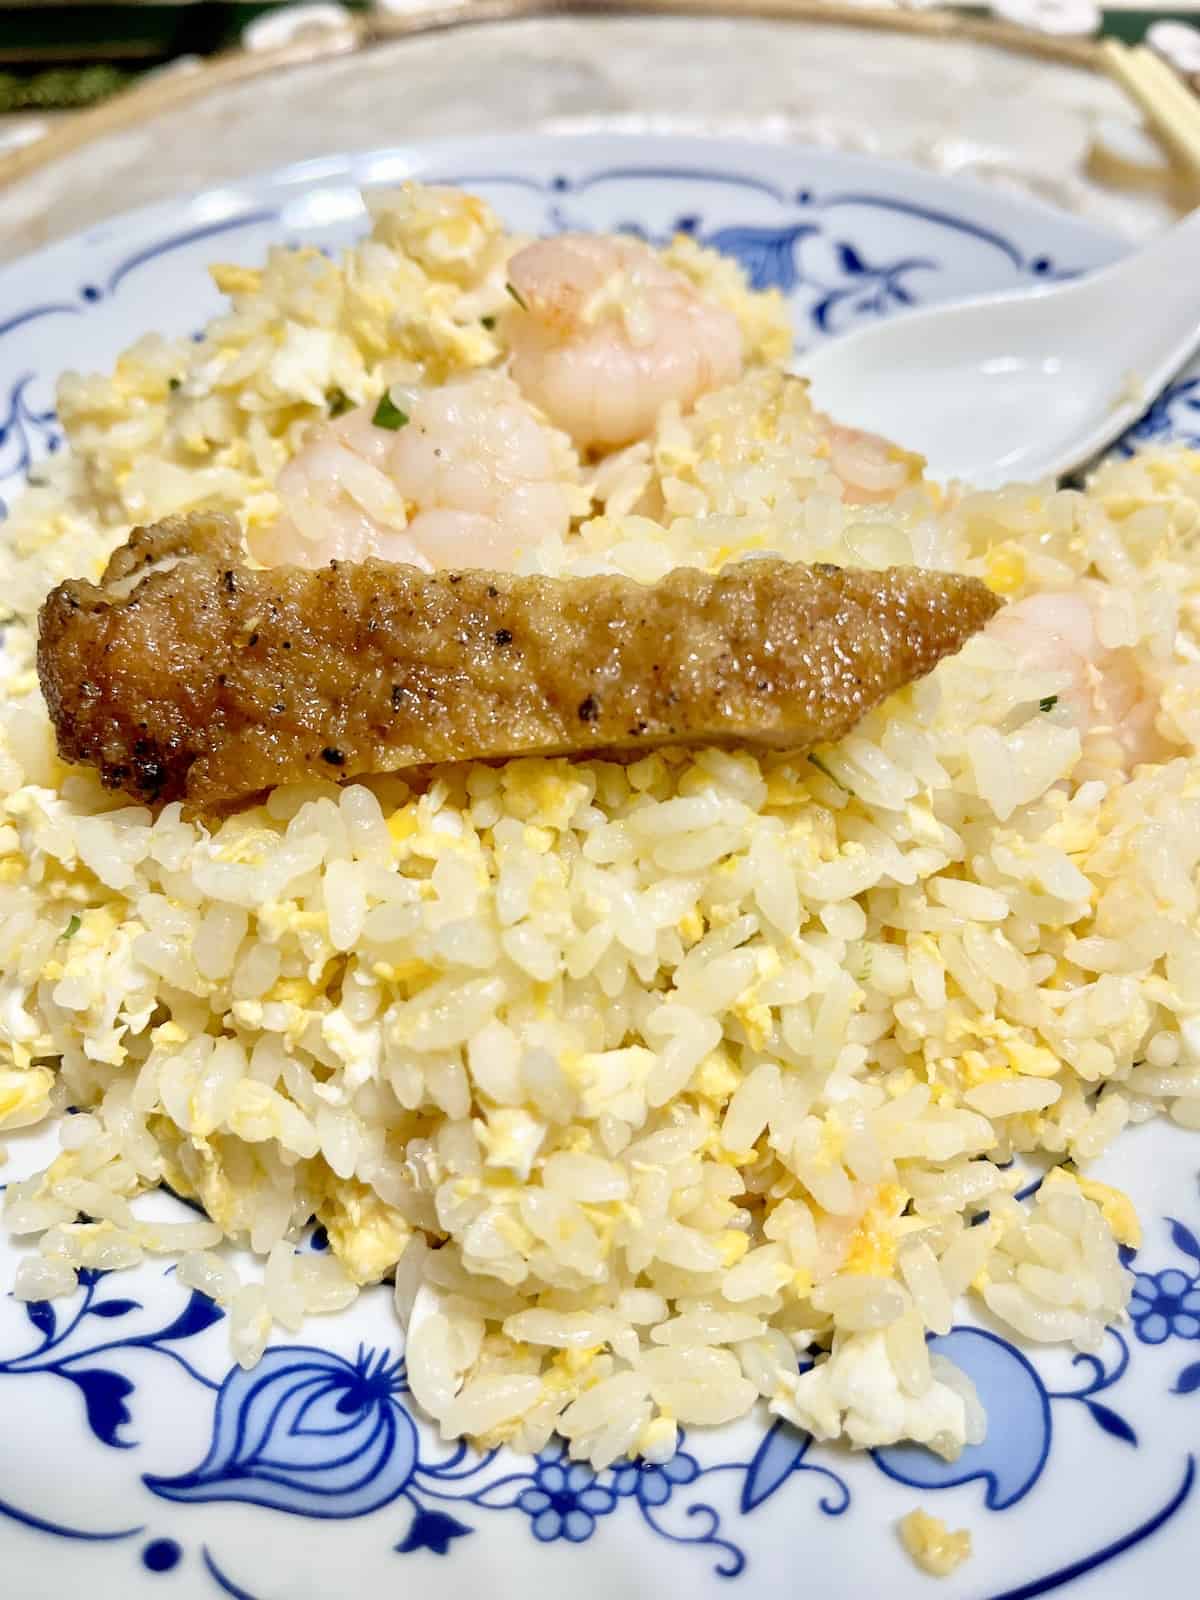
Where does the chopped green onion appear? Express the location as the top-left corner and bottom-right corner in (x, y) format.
(808, 752), (853, 795)
(326, 387), (353, 418)
(61, 914), (81, 941)
(168, 377), (182, 392)
(480, 315), (496, 331)
(1039, 695), (1058, 713)
(505, 282), (528, 312)
(372, 392), (410, 431)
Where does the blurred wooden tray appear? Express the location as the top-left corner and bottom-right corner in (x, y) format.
(0, 2), (1129, 184)
(0, 2), (1196, 256)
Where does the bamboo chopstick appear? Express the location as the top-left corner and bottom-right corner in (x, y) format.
(1101, 39), (1200, 186)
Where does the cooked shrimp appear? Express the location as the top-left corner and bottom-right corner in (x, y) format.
(823, 421), (924, 506)
(253, 370), (577, 572)
(987, 590), (1172, 772)
(506, 234), (744, 453)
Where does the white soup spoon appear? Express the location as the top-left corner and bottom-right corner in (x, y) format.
(800, 208), (1200, 488)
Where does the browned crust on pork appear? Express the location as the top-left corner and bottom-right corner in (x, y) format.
(37, 511), (1001, 810)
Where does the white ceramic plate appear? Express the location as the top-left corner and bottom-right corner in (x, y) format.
(1, 134), (1198, 1600)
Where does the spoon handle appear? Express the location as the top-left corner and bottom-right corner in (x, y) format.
(1089, 205), (1200, 407)
(1100, 206), (1200, 297)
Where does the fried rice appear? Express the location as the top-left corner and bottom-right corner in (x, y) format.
(1, 182), (1199, 1471)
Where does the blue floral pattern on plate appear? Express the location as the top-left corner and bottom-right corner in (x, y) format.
(1, 136), (1198, 1597)
(145, 1345), (418, 1516)
(1126, 1217), (1200, 1397)
(0, 1251), (1195, 1597)
(0, 374), (60, 517)
(1117, 376), (1200, 455)
(1131, 1270), (1200, 1346)
(515, 1453), (619, 1542)
(0, 1267), (222, 1448)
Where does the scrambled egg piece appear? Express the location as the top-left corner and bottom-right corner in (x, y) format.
(210, 264), (264, 297)
(501, 762), (587, 829)
(898, 1509), (973, 1578)
(764, 768), (808, 808)
(785, 1330), (972, 1458)
(476, 1108), (547, 1182)
(692, 1047), (740, 1103)
(985, 542), (1027, 597)
(717, 1228), (750, 1267)
(147, 1128), (242, 1235)
(386, 804), (419, 847)
(1001, 1038), (1063, 1079)
(842, 1182), (908, 1276)
(1043, 1166), (1141, 1249)
(0, 1065), (54, 1130)
(732, 947), (782, 1049)
(316, 1176), (411, 1285)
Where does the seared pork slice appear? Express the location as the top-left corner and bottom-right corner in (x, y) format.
(38, 512), (1000, 810)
